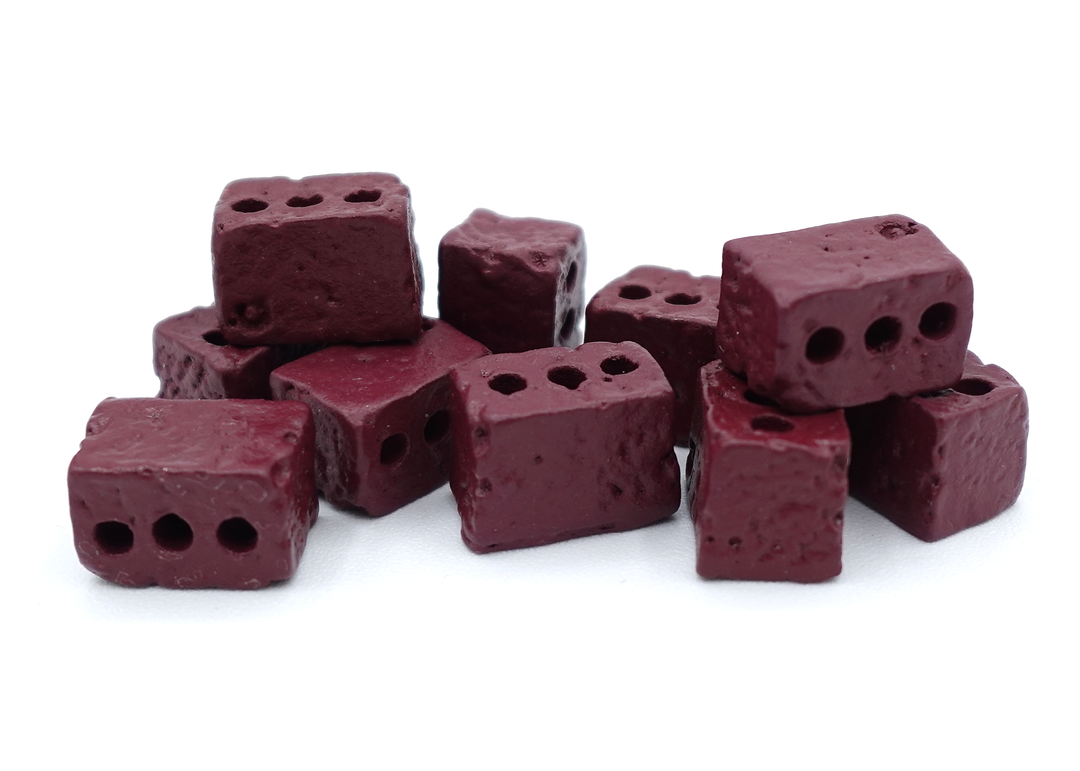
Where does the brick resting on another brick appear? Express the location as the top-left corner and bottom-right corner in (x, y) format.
(270, 319), (490, 517)
(585, 265), (720, 446)
(212, 172), (423, 346)
(448, 341), (681, 553)
(686, 361), (850, 582)
(846, 351), (1028, 542)
(438, 208), (585, 353)
(67, 398), (318, 589)
(716, 215), (973, 413)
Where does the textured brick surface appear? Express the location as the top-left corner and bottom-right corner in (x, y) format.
(716, 215), (973, 412)
(270, 319), (489, 516)
(438, 208), (585, 353)
(846, 351), (1028, 541)
(213, 172), (422, 346)
(585, 265), (720, 444)
(68, 398), (318, 589)
(686, 362), (849, 582)
(449, 341), (680, 553)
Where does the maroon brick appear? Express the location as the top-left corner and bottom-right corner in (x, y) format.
(585, 266), (720, 445)
(716, 215), (973, 412)
(438, 208), (585, 353)
(449, 341), (681, 553)
(67, 398), (318, 589)
(686, 362), (849, 582)
(270, 319), (489, 517)
(846, 352), (1028, 542)
(212, 172), (423, 346)
(154, 306), (296, 400)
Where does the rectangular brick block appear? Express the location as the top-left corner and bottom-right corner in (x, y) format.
(213, 172), (423, 346)
(67, 398), (318, 589)
(270, 319), (489, 516)
(846, 351), (1028, 541)
(449, 341), (681, 553)
(716, 215), (973, 412)
(438, 208), (585, 353)
(686, 362), (849, 582)
(585, 265), (720, 445)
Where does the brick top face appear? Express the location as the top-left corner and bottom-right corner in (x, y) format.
(586, 265), (720, 326)
(441, 208), (584, 275)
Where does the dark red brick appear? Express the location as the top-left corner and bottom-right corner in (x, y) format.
(438, 209), (585, 353)
(686, 362), (849, 582)
(67, 398), (318, 589)
(585, 266), (720, 445)
(449, 341), (680, 553)
(213, 172), (422, 346)
(846, 352), (1028, 541)
(270, 319), (489, 516)
(716, 215), (973, 412)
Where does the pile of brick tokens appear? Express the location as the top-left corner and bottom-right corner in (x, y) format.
(67, 172), (1028, 588)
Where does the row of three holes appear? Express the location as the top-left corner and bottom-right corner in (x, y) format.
(94, 515), (257, 555)
(488, 356), (641, 394)
(231, 189), (381, 213)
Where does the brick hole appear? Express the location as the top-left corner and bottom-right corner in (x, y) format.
(424, 410), (451, 444)
(286, 194), (324, 208)
(618, 285), (651, 300)
(152, 513), (193, 552)
(743, 389), (779, 408)
(489, 374), (527, 395)
(548, 366), (587, 390)
(805, 327), (844, 364)
(202, 330), (227, 346)
(665, 293), (701, 305)
(344, 189), (381, 203)
(217, 517), (258, 553)
(954, 378), (995, 396)
(559, 308), (578, 341)
(600, 356), (638, 376)
(864, 316), (902, 353)
(93, 521), (133, 555)
(380, 433), (409, 466)
(232, 198), (268, 213)
(919, 302), (957, 339)
(729, 536), (742, 548)
(564, 262), (579, 293)
(750, 415), (795, 433)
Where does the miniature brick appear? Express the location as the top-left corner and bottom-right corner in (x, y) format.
(270, 319), (490, 517)
(154, 306), (300, 400)
(438, 208), (585, 353)
(686, 361), (849, 582)
(67, 398), (318, 589)
(585, 265), (721, 445)
(716, 215), (973, 413)
(846, 352), (1028, 541)
(448, 341), (681, 553)
(212, 172), (423, 346)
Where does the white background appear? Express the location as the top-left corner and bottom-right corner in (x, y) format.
(2, 2), (1077, 768)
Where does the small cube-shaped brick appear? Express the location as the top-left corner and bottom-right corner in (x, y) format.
(213, 172), (423, 346)
(686, 362), (850, 582)
(270, 319), (490, 516)
(449, 341), (681, 553)
(716, 215), (973, 413)
(585, 266), (721, 445)
(846, 352), (1028, 541)
(438, 208), (585, 353)
(154, 306), (290, 399)
(67, 398), (318, 589)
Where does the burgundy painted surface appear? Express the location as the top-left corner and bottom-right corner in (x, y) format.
(716, 215), (973, 412)
(67, 398), (318, 589)
(686, 362), (849, 582)
(585, 265), (720, 445)
(270, 319), (489, 517)
(846, 352), (1028, 542)
(154, 306), (297, 400)
(438, 208), (585, 353)
(212, 172), (423, 346)
(449, 341), (681, 553)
